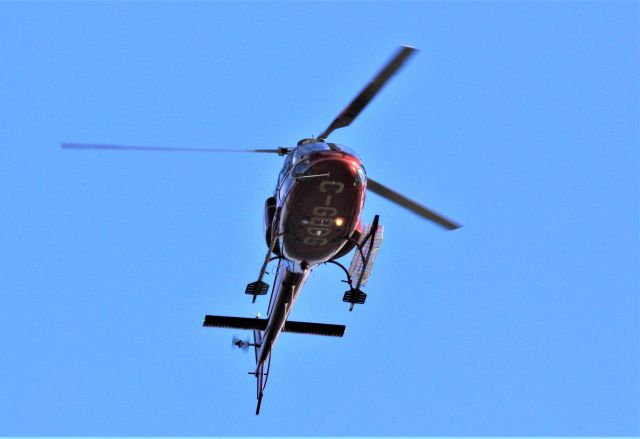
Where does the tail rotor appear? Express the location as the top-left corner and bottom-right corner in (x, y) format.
(232, 335), (256, 352)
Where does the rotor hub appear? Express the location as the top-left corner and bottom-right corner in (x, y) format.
(297, 138), (318, 146)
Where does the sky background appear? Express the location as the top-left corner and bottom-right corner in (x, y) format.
(1, 1), (638, 436)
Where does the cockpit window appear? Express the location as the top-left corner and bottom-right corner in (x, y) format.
(282, 153), (293, 172)
(333, 143), (360, 159)
(291, 142), (331, 163)
(277, 152), (294, 189)
(293, 159), (311, 177)
(355, 164), (367, 186)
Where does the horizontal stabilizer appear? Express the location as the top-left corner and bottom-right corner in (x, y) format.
(283, 321), (345, 337)
(203, 315), (266, 331)
(203, 315), (345, 337)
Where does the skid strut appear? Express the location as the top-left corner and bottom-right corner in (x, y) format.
(246, 208), (281, 302)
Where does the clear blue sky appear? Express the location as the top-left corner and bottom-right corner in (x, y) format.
(1, 2), (638, 436)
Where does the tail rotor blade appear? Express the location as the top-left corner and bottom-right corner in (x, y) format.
(366, 178), (461, 230)
(62, 143), (290, 155)
(232, 335), (250, 351)
(318, 45), (418, 140)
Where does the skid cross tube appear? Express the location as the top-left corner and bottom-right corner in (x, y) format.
(324, 259), (355, 290)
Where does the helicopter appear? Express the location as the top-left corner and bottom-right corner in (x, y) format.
(62, 45), (461, 415)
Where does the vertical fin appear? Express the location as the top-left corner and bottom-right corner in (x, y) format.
(256, 392), (263, 415)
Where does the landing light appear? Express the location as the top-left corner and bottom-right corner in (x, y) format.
(335, 217), (344, 227)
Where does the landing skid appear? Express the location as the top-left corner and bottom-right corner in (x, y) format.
(343, 288), (367, 311)
(245, 280), (269, 302)
(326, 215), (383, 311)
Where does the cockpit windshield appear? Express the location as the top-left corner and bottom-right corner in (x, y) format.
(333, 143), (359, 158)
(291, 142), (331, 163)
(290, 142), (359, 163)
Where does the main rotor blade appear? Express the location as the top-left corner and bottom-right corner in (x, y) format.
(61, 143), (289, 155)
(367, 178), (461, 230)
(317, 45), (418, 140)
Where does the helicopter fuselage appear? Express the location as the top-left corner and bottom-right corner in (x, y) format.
(255, 140), (367, 370)
(267, 141), (366, 266)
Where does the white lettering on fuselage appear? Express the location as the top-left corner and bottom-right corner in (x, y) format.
(302, 181), (345, 247)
